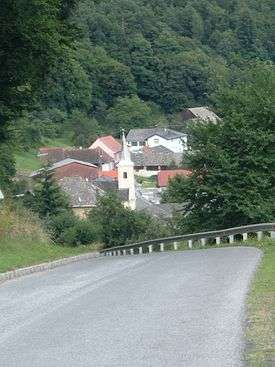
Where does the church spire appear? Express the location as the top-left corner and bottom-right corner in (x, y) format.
(117, 129), (136, 210)
(119, 129), (133, 165)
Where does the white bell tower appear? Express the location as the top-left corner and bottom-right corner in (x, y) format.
(117, 130), (136, 210)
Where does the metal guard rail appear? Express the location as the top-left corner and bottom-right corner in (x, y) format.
(100, 222), (275, 256)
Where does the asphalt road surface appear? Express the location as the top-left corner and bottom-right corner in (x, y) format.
(0, 247), (261, 367)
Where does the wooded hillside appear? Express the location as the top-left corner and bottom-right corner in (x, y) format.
(1, 0), (275, 187)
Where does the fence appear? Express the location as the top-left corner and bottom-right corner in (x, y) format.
(100, 222), (275, 257)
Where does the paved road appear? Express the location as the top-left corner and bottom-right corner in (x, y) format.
(0, 247), (261, 367)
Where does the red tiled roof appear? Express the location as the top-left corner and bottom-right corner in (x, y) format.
(157, 169), (192, 187)
(97, 136), (121, 153)
(98, 169), (118, 180)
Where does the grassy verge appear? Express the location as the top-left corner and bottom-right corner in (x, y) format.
(177, 238), (275, 366)
(245, 239), (275, 366)
(0, 204), (98, 274)
(0, 238), (98, 273)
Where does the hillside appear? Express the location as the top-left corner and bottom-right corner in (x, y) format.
(9, 0), (275, 155)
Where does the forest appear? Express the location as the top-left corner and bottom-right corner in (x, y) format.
(1, 0), (275, 160)
(0, 0), (274, 232)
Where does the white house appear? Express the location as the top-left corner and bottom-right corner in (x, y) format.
(126, 128), (187, 153)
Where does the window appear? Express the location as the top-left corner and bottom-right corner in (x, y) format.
(139, 141), (145, 146)
(123, 172), (128, 179)
(153, 138), (159, 144)
(132, 141), (138, 146)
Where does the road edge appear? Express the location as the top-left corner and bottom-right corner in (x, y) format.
(0, 251), (100, 284)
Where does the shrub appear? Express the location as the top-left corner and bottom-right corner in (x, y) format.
(48, 211), (99, 246)
(60, 220), (99, 246)
(89, 192), (171, 248)
(47, 211), (78, 243)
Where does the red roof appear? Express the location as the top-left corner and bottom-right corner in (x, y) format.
(157, 169), (192, 187)
(98, 169), (118, 180)
(97, 135), (121, 153)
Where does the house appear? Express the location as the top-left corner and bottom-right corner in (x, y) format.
(126, 128), (187, 153)
(58, 177), (104, 218)
(54, 133), (136, 216)
(179, 107), (220, 124)
(30, 159), (99, 181)
(38, 147), (65, 162)
(89, 135), (122, 160)
(157, 169), (192, 188)
(130, 146), (182, 176)
(38, 147), (114, 169)
(98, 169), (118, 180)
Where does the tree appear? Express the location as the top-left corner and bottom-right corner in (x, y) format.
(89, 192), (139, 247)
(157, 50), (227, 113)
(236, 8), (257, 54)
(89, 192), (170, 247)
(78, 46), (137, 108)
(0, 0), (77, 188)
(0, 144), (16, 193)
(164, 63), (275, 232)
(105, 96), (157, 133)
(0, 0), (77, 143)
(25, 169), (70, 218)
(68, 110), (103, 147)
(41, 52), (93, 113)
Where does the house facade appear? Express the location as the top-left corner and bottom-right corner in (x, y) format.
(126, 128), (187, 153)
(31, 159), (99, 181)
(89, 135), (122, 159)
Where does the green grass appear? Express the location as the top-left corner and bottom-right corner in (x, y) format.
(15, 150), (42, 174)
(0, 237), (98, 273)
(245, 239), (275, 366)
(15, 137), (73, 174)
(43, 136), (73, 148)
(136, 175), (157, 188)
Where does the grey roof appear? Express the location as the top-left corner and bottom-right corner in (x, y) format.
(58, 176), (129, 208)
(131, 146), (182, 167)
(91, 177), (129, 202)
(136, 197), (183, 220)
(188, 107), (220, 123)
(126, 128), (186, 142)
(58, 177), (104, 208)
(92, 177), (119, 191)
(38, 147), (113, 165)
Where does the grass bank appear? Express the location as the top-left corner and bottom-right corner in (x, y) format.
(0, 238), (96, 273)
(245, 239), (275, 366)
(0, 204), (98, 274)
